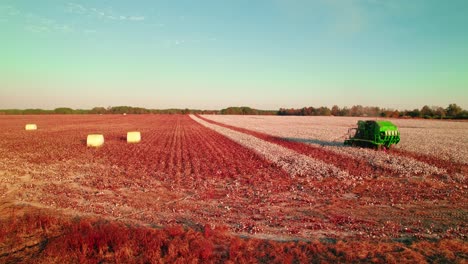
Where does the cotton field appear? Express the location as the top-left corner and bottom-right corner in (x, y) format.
(0, 114), (466, 262)
(203, 115), (468, 165)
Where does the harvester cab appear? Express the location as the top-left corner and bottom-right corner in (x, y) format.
(344, 120), (400, 150)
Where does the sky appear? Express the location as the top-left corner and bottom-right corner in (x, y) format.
(1, 0), (467, 110)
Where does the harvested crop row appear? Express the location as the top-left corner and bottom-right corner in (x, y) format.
(190, 115), (348, 180)
(195, 115), (397, 178)
(390, 148), (467, 180)
(395, 120), (468, 165)
(326, 146), (446, 177)
(200, 115), (449, 178)
(202, 115), (468, 165)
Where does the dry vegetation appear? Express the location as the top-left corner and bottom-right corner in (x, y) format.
(1, 206), (466, 263)
(0, 114), (466, 262)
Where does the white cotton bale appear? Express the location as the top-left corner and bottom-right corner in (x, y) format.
(25, 124), (37, 130)
(127, 131), (141, 143)
(87, 134), (104, 147)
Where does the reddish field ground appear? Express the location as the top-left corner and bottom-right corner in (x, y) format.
(0, 114), (466, 262)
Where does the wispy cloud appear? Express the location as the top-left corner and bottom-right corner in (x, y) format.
(24, 25), (50, 33)
(128, 16), (145, 21)
(0, 4), (73, 34)
(23, 13), (73, 33)
(66, 3), (86, 15)
(66, 2), (146, 22)
(164, 37), (217, 47)
(323, 0), (367, 34)
(0, 4), (20, 19)
(84, 29), (97, 34)
(323, 0), (406, 35)
(274, 0), (375, 35)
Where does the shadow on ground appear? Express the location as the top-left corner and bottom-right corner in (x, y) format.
(283, 137), (345, 147)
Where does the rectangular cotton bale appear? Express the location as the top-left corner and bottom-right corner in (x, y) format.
(127, 131), (141, 143)
(87, 134), (104, 147)
(25, 124), (37, 130)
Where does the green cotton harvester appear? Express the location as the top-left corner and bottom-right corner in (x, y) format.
(344, 120), (400, 150)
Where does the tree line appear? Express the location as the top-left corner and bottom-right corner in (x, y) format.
(0, 104), (466, 119)
(0, 106), (217, 115)
(278, 104), (467, 119)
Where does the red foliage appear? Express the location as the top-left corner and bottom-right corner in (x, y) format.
(1, 207), (467, 263)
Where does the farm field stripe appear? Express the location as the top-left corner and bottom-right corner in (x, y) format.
(390, 148), (468, 178)
(190, 115), (349, 180)
(96, 115), (289, 180)
(321, 145), (445, 178)
(200, 115), (455, 178)
(195, 115), (394, 178)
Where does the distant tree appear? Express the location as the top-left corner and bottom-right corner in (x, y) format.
(299, 107), (310, 116)
(420, 105), (433, 118)
(22, 109), (52, 114)
(340, 107), (350, 116)
(241, 107), (257, 115)
(457, 110), (468, 119)
(380, 109), (393, 118)
(390, 110), (400, 118)
(446, 103), (462, 118)
(365, 106), (381, 117)
(220, 106), (268, 115)
(134, 107), (150, 114)
(331, 105), (340, 116)
(407, 108), (421, 118)
(318, 106), (331, 116)
(350, 105), (364, 116)
(73, 109), (90, 114)
(433, 106), (446, 119)
(54, 107), (74, 114)
(90, 107), (107, 114)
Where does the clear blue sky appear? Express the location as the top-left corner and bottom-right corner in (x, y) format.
(1, 0), (467, 110)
